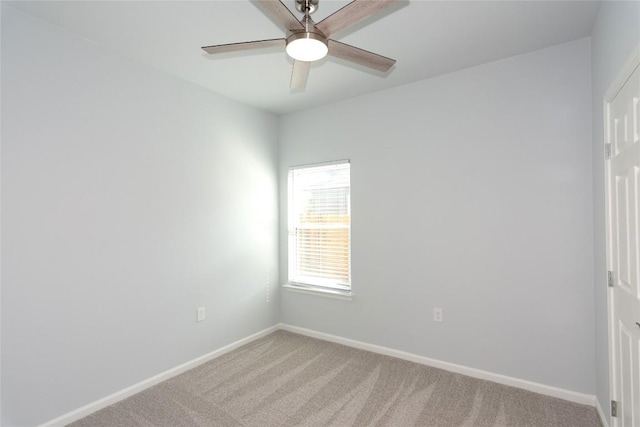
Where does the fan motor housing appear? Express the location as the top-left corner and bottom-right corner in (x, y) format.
(286, 31), (327, 47)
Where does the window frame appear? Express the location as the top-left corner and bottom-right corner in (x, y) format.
(286, 160), (352, 298)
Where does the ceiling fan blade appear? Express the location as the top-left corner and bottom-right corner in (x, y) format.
(290, 60), (311, 90)
(252, 0), (305, 32)
(202, 38), (285, 55)
(316, 0), (399, 38)
(328, 40), (395, 72)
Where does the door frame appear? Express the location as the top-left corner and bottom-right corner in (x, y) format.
(605, 44), (640, 427)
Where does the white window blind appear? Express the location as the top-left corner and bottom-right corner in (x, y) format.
(288, 161), (351, 292)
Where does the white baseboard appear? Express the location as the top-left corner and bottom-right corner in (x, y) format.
(595, 397), (610, 427)
(279, 323), (597, 407)
(39, 324), (279, 427)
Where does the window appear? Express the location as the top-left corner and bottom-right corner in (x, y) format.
(287, 161), (351, 295)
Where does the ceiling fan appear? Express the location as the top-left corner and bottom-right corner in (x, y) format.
(201, 0), (399, 90)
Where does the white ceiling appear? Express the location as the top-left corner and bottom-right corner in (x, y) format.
(7, 0), (600, 115)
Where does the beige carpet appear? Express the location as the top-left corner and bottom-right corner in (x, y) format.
(70, 330), (601, 427)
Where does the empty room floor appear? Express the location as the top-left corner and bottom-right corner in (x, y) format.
(71, 331), (601, 427)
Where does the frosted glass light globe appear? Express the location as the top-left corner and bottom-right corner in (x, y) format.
(286, 33), (328, 62)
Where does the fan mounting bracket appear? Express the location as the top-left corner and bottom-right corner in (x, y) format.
(295, 0), (319, 15)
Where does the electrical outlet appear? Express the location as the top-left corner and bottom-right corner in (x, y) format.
(196, 307), (206, 322)
(433, 308), (443, 322)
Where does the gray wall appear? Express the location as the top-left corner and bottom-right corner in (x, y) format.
(590, 1), (640, 423)
(279, 39), (595, 395)
(1, 6), (279, 426)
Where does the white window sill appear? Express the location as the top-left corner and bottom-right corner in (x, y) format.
(283, 284), (354, 300)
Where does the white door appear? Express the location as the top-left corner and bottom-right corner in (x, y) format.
(607, 54), (640, 427)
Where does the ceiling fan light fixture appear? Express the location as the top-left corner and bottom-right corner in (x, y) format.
(286, 32), (328, 62)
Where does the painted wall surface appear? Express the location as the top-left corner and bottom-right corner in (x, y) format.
(591, 1), (640, 423)
(1, 6), (279, 426)
(279, 39), (595, 394)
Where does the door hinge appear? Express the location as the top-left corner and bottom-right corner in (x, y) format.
(605, 143), (612, 159)
(608, 271), (615, 287)
(611, 400), (618, 418)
